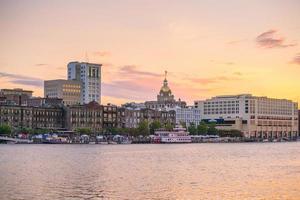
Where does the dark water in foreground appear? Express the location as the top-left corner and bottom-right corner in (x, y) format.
(0, 143), (300, 200)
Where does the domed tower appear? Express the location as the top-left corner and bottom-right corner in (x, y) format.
(157, 71), (175, 102)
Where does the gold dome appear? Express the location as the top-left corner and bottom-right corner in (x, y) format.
(160, 78), (171, 93)
(160, 85), (171, 93)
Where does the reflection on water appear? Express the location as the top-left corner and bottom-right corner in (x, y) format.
(1, 143), (300, 200)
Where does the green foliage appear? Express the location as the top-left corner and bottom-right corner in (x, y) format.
(207, 123), (218, 135)
(179, 121), (186, 128)
(75, 128), (92, 135)
(197, 121), (208, 135)
(164, 122), (173, 131)
(149, 120), (162, 135)
(137, 120), (150, 136)
(0, 124), (11, 136)
(188, 123), (197, 135)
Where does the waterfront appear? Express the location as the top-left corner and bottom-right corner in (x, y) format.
(1, 143), (300, 200)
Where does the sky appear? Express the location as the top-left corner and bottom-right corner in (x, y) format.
(0, 0), (300, 105)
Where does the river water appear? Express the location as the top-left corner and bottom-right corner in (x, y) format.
(0, 143), (300, 200)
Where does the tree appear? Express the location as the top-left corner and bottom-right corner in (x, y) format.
(179, 121), (187, 128)
(137, 120), (149, 136)
(197, 121), (208, 135)
(188, 123), (197, 135)
(0, 124), (11, 136)
(207, 123), (218, 135)
(164, 122), (173, 131)
(75, 128), (92, 135)
(149, 120), (162, 135)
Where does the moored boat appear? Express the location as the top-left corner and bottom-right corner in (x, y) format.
(154, 125), (192, 143)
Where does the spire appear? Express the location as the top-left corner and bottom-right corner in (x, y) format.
(163, 70), (168, 87)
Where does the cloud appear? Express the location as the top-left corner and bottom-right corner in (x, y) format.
(191, 75), (242, 85)
(10, 80), (43, 87)
(0, 72), (43, 88)
(291, 53), (300, 65)
(256, 29), (297, 48)
(93, 51), (111, 57)
(119, 65), (162, 77)
(227, 39), (246, 45)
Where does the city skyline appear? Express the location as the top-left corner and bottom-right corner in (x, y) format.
(1, 0), (300, 105)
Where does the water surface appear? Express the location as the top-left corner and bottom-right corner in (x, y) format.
(1, 143), (300, 199)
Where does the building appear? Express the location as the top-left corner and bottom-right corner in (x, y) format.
(298, 110), (300, 136)
(122, 102), (146, 109)
(0, 105), (64, 130)
(67, 62), (101, 104)
(44, 79), (81, 105)
(64, 101), (103, 133)
(26, 97), (63, 107)
(0, 88), (33, 106)
(117, 107), (176, 129)
(119, 108), (142, 128)
(140, 108), (176, 127)
(195, 94), (298, 139)
(145, 71), (186, 110)
(103, 104), (118, 129)
(175, 106), (201, 127)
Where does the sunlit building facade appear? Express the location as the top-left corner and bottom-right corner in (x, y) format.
(44, 79), (81, 105)
(68, 62), (101, 104)
(175, 106), (201, 127)
(195, 94), (298, 139)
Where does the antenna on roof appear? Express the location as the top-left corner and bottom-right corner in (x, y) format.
(85, 51), (89, 63)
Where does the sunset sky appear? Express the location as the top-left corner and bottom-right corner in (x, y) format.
(0, 0), (300, 105)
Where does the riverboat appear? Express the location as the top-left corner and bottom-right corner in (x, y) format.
(154, 125), (191, 143)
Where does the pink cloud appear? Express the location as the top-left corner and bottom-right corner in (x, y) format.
(291, 53), (300, 65)
(256, 29), (297, 48)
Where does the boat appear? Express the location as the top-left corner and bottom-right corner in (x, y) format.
(113, 135), (132, 144)
(108, 141), (117, 145)
(42, 134), (68, 144)
(98, 141), (108, 145)
(154, 125), (192, 143)
(120, 140), (132, 144)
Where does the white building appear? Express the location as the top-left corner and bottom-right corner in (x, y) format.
(44, 79), (81, 105)
(67, 62), (101, 104)
(175, 106), (201, 127)
(194, 94), (298, 139)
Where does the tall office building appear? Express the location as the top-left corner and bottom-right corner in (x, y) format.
(67, 62), (101, 104)
(44, 79), (81, 105)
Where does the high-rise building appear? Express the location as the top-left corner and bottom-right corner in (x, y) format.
(67, 62), (101, 104)
(44, 79), (81, 105)
(195, 94), (298, 139)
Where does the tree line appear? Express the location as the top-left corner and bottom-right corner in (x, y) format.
(186, 121), (243, 137)
(0, 120), (243, 138)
